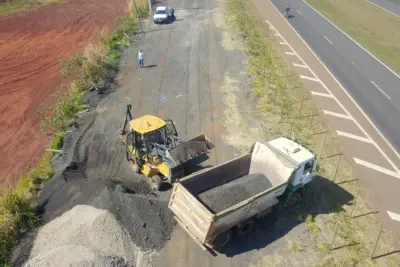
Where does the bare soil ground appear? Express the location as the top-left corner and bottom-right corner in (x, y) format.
(0, 0), (127, 188)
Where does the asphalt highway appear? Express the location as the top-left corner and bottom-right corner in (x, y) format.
(272, 0), (400, 152)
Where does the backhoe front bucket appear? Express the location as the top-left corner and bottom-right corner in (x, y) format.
(168, 134), (214, 165)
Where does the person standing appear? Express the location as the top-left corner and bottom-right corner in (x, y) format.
(138, 49), (144, 68)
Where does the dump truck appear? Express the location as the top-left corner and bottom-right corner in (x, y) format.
(119, 104), (214, 190)
(168, 137), (319, 250)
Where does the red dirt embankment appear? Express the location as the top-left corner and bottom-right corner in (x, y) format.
(0, 0), (127, 188)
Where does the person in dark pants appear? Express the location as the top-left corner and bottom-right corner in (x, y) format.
(138, 49), (144, 68)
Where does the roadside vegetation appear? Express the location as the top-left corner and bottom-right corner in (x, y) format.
(307, 0), (400, 75)
(224, 0), (400, 265)
(0, 1), (147, 265)
(0, 0), (60, 17)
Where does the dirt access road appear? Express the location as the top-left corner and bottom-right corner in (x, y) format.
(0, 0), (126, 188)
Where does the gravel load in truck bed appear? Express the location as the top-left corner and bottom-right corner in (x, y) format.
(197, 173), (273, 213)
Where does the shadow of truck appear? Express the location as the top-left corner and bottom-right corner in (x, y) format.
(220, 175), (353, 257)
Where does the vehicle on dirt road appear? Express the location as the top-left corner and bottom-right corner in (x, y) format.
(169, 137), (319, 251)
(153, 6), (175, 24)
(119, 104), (214, 190)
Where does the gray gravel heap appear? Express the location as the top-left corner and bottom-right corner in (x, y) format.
(198, 173), (272, 213)
(23, 205), (154, 267)
(91, 184), (175, 250)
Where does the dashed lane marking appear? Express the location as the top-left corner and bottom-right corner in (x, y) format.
(371, 80), (391, 100)
(354, 158), (400, 178)
(337, 131), (372, 143)
(387, 211), (400, 222)
(285, 51), (296, 55)
(297, 10), (303, 16)
(280, 42), (288, 45)
(274, 33), (281, 37)
(300, 75), (319, 82)
(292, 63), (308, 68)
(324, 36), (333, 45)
(311, 91), (333, 98)
(323, 110), (353, 120)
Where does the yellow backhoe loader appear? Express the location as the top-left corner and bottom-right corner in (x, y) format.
(119, 104), (214, 190)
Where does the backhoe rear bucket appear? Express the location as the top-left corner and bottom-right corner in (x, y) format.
(168, 134), (214, 165)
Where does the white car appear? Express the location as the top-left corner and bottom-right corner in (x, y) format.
(153, 6), (175, 24)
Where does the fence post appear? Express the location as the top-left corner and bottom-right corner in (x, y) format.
(371, 225), (383, 259)
(350, 186), (360, 218)
(284, 68), (289, 89)
(319, 132), (327, 158)
(330, 220), (340, 250)
(308, 114), (314, 135)
(298, 96), (305, 118)
(332, 155), (341, 183)
(132, 0), (144, 33)
(289, 120), (294, 138)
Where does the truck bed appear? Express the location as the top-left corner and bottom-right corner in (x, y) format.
(197, 173), (273, 213)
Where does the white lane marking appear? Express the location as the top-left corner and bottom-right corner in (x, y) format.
(280, 42), (288, 45)
(323, 110), (353, 120)
(266, 17), (400, 173)
(324, 36), (333, 45)
(300, 75), (319, 82)
(285, 51), (296, 55)
(302, 0), (400, 80)
(274, 33), (281, 36)
(337, 131), (372, 143)
(354, 158), (400, 178)
(297, 10), (303, 16)
(365, 0), (400, 18)
(293, 63), (308, 68)
(387, 211), (400, 222)
(311, 91), (333, 98)
(371, 81), (391, 100)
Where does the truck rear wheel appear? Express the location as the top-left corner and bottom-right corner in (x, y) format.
(287, 191), (302, 207)
(236, 218), (254, 236)
(212, 230), (232, 250)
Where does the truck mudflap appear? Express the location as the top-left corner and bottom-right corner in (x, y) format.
(168, 134), (214, 165)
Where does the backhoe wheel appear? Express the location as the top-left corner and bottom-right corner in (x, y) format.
(287, 191), (302, 207)
(212, 230), (232, 250)
(151, 175), (163, 191)
(236, 219), (254, 237)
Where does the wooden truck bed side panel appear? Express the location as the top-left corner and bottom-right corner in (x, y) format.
(169, 184), (214, 243)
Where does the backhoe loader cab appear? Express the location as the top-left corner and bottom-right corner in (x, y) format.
(119, 105), (214, 190)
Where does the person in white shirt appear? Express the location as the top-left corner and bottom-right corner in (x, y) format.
(138, 50), (144, 68)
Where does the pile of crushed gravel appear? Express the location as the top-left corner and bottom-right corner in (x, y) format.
(198, 173), (272, 213)
(23, 205), (154, 267)
(91, 184), (175, 250)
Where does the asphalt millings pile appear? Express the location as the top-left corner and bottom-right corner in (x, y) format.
(198, 173), (273, 213)
(91, 184), (175, 250)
